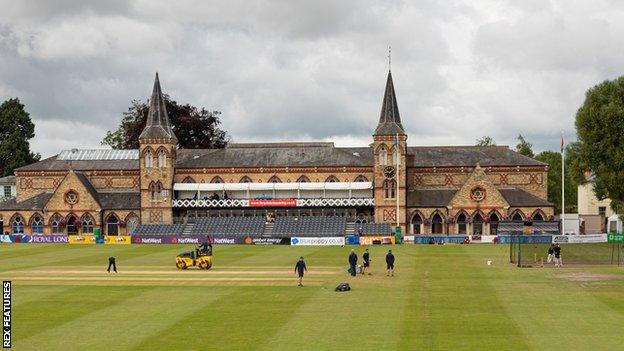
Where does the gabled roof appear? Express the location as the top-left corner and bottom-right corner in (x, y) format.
(74, 171), (102, 207)
(408, 146), (546, 167)
(175, 143), (373, 168)
(374, 71), (405, 136)
(139, 73), (177, 141)
(99, 192), (140, 210)
(407, 189), (457, 207)
(0, 192), (53, 211)
(499, 188), (553, 207)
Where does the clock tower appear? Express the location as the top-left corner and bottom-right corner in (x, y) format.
(372, 70), (407, 233)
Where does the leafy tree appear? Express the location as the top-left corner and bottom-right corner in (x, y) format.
(536, 148), (578, 213)
(103, 96), (229, 149)
(515, 134), (534, 158)
(575, 77), (624, 216)
(475, 136), (496, 146)
(0, 98), (41, 177)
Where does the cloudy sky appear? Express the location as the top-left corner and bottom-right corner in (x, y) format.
(1, 0), (623, 158)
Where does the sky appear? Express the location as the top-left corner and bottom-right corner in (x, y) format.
(1, 0), (624, 158)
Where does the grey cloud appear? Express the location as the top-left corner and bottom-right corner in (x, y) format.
(0, 0), (619, 158)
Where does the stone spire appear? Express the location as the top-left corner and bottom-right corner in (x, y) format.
(139, 73), (177, 142)
(374, 71), (405, 136)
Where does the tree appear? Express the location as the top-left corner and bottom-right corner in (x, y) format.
(475, 136), (496, 146)
(0, 98), (41, 177)
(102, 96), (229, 149)
(575, 77), (624, 216)
(535, 148), (578, 213)
(515, 134), (534, 158)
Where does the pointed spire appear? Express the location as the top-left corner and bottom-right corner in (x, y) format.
(374, 71), (405, 136)
(139, 73), (177, 142)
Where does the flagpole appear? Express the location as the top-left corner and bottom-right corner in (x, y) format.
(561, 132), (565, 235)
(396, 133), (400, 229)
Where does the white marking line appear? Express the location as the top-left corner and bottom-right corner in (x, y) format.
(5, 269), (337, 275)
(11, 276), (303, 282)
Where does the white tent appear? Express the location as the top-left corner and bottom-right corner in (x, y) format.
(607, 214), (622, 233)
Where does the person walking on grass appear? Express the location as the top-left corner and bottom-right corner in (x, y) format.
(386, 249), (395, 276)
(547, 244), (555, 263)
(348, 249), (358, 276)
(107, 256), (117, 273)
(362, 249), (371, 275)
(553, 244), (563, 267)
(294, 256), (307, 286)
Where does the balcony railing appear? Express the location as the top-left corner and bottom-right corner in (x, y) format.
(172, 197), (374, 208)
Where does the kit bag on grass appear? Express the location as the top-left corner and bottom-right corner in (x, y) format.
(335, 282), (351, 292)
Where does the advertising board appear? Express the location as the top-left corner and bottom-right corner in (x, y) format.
(290, 237), (345, 246)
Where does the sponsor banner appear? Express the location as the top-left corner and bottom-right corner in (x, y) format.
(1, 235), (13, 243)
(249, 199), (297, 207)
(359, 236), (395, 246)
(243, 236), (290, 245)
(403, 235), (415, 244)
(132, 235), (241, 244)
(480, 235), (498, 244)
(497, 235), (553, 244)
(69, 235), (96, 244)
(608, 233), (624, 244)
(290, 237), (345, 246)
(552, 234), (607, 244)
(28, 235), (69, 244)
(345, 235), (360, 245)
(413, 236), (468, 244)
(104, 235), (131, 245)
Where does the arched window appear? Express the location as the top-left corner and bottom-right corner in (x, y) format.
(125, 214), (139, 235)
(489, 212), (500, 235)
(0, 216), (4, 234)
(66, 215), (79, 235)
(106, 214), (119, 236)
(240, 176), (253, 183)
(296, 175), (310, 183)
(354, 175), (369, 182)
(182, 176), (195, 184)
(431, 213), (444, 234)
(391, 147), (399, 165)
(210, 176), (224, 184)
(81, 214), (95, 234)
(158, 149), (167, 168)
(31, 215), (44, 234)
(532, 212), (544, 221)
(12, 215), (25, 234)
(512, 211), (524, 222)
(473, 213), (484, 235)
(325, 175), (339, 183)
(150, 181), (163, 201)
(411, 213), (423, 234)
(457, 212), (467, 234)
(50, 214), (63, 234)
(383, 179), (396, 199)
(379, 145), (388, 166)
(268, 175), (282, 183)
(144, 149), (153, 168)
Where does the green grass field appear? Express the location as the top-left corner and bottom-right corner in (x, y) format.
(2, 243), (624, 351)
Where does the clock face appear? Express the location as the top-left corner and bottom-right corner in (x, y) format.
(383, 166), (396, 179)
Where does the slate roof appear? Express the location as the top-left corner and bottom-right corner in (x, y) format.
(0, 175), (15, 185)
(15, 145), (547, 171)
(175, 143), (373, 168)
(408, 146), (546, 167)
(499, 188), (553, 207)
(139, 73), (177, 142)
(0, 192), (53, 210)
(374, 71), (406, 136)
(407, 189), (457, 207)
(15, 156), (139, 172)
(99, 192), (141, 210)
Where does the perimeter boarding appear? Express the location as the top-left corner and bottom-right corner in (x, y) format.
(508, 233), (624, 267)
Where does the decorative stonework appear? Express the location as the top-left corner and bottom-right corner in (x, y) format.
(64, 191), (79, 205)
(470, 187), (486, 202)
(383, 209), (396, 222)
